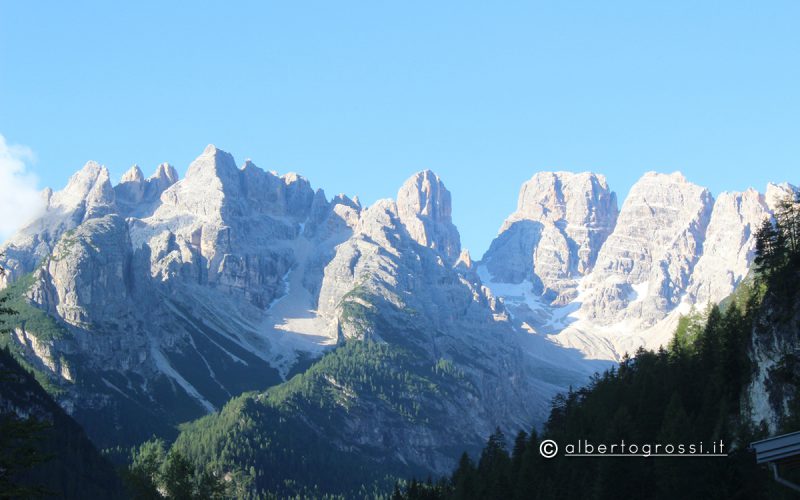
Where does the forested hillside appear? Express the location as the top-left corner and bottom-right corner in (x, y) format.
(393, 289), (798, 499)
(139, 338), (474, 497)
(0, 306), (125, 498)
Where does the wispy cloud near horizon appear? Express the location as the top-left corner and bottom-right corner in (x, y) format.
(0, 134), (45, 242)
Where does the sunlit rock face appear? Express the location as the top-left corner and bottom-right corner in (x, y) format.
(396, 170), (461, 262)
(0, 148), (590, 467)
(483, 171), (618, 304)
(0, 144), (793, 471)
(482, 172), (793, 362)
(578, 172), (714, 327)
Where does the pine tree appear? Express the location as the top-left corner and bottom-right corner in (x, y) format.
(391, 482), (404, 500)
(127, 438), (166, 498)
(513, 429), (541, 500)
(161, 451), (195, 500)
(0, 413), (52, 498)
(407, 478), (420, 499)
(654, 393), (699, 498)
(775, 192), (800, 256)
(195, 470), (227, 499)
(451, 452), (477, 500)
(754, 217), (784, 276)
(719, 303), (749, 406)
(697, 305), (723, 366)
(477, 428), (512, 500)
(509, 430), (527, 485)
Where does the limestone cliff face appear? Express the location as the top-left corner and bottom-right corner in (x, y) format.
(482, 172), (618, 304)
(686, 190), (769, 306)
(482, 172), (795, 361)
(302, 173), (586, 472)
(0, 147), (794, 470)
(0, 161), (117, 288)
(396, 170), (461, 262)
(746, 284), (800, 433)
(580, 172), (714, 327)
(0, 147), (587, 463)
(37, 214), (133, 326)
(114, 163), (178, 217)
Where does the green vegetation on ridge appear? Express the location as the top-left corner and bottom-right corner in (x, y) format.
(0, 291), (125, 498)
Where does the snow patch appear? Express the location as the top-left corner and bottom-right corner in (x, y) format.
(260, 236), (337, 377)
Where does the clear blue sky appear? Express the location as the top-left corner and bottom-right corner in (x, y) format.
(1, 1), (798, 255)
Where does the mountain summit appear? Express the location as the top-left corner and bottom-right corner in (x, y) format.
(0, 146), (795, 480)
(397, 169), (461, 261)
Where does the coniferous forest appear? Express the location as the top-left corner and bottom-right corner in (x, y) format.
(0, 297), (125, 498)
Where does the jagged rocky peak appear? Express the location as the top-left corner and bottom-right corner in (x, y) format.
(279, 172), (315, 218)
(114, 162), (179, 217)
(582, 171), (714, 325)
(765, 182), (798, 212)
(282, 171), (302, 185)
(41, 187), (53, 206)
(0, 161), (117, 287)
(397, 170), (453, 221)
(396, 170), (461, 261)
(115, 165), (146, 204)
(184, 144), (240, 185)
(238, 161), (315, 219)
(154, 145), (242, 221)
(686, 188), (769, 306)
(332, 193), (360, 210)
(482, 171), (618, 303)
(121, 164), (144, 183)
(151, 162), (179, 184)
(302, 190), (363, 240)
(130, 147), (320, 308)
(514, 171), (616, 226)
(592, 171), (711, 282)
(50, 160), (115, 214)
(64, 160), (104, 190)
(145, 163), (179, 200)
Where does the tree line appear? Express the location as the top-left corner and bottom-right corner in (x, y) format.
(755, 191), (800, 293)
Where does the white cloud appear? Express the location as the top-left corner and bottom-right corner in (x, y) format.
(0, 134), (45, 242)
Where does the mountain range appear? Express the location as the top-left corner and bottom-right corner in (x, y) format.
(0, 145), (796, 482)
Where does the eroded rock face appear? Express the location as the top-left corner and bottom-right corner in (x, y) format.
(396, 170), (461, 262)
(580, 172), (714, 326)
(131, 145), (318, 308)
(0, 149), (793, 472)
(0, 161), (117, 287)
(114, 163), (179, 217)
(37, 215), (133, 326)
(765, 182), (798, 212)
(482, 171), (794, 362)
(0, 147), (588, 467)
(482, 172), (618, 303)
(304, 176), (583, 472)
(746, 280), (800, 434)
(686, 190), (769, 306)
